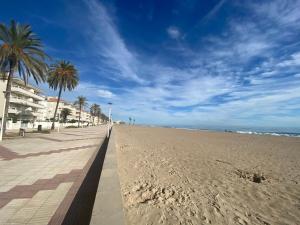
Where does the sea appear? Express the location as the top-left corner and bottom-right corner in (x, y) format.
(160, 125), (300, 138)
(234, 130), (300, 137)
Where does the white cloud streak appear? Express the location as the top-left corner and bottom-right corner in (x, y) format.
(83, 0), (144, 83)
(167, 26), (181, 39)
(97, 89), (115, 98)
(67, 0), (300, 130)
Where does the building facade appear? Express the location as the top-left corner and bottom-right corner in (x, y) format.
(0, 77), (46, 123)
(0, 76), (97, 130)
(46, 97), (64, 121)
(46, 97), (92, 123)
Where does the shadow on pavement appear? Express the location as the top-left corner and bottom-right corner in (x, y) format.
(62, 136), (109, 225)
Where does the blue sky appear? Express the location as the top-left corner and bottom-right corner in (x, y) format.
(1, 0), (300, 131)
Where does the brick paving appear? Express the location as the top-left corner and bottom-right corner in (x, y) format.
(0, 126), (107, 225)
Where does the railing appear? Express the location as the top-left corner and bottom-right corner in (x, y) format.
(10, 97), (45, 109)
(6, 121), (95, 130)
(11, 86), (45, 101)
(8, 108), (18, 114)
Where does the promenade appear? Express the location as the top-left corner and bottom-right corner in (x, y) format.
(0, 126), (107, 225)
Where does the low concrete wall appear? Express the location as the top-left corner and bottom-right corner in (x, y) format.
(6, 121), (93, 130)
(90, 128), (125, 225)
(56, 136), (109, 225)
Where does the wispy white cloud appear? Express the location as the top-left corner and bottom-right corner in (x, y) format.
(250, 0), (300, 26)
(167, 26), (181, 39)
(83, 0), (144, 83)
(277, 52), (300, 67)
(97, 89), (115, 98)
(201, 0), (226, 23)
(60, 0), (300, 130)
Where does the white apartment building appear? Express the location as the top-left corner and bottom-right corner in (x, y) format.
(62, 101), (77, 121)
(46, 97), (64, 121)
(46, 97), (92, 123)
(0, 77), (46, 124)
(76, 110), (92, 123)
(0, 76), (97, 130)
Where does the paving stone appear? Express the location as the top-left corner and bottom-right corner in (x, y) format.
(0, 126), (107, 224)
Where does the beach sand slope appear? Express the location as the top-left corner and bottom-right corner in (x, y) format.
(115, 126), (300, 225)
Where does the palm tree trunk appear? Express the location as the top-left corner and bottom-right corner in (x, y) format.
(78, 105), (81, 128)
(2, 66), (15, 134)
(51, 84), (63, 130)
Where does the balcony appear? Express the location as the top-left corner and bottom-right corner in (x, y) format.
(10, 97), (45, 109)
(11, 86), (45, 101)
(8, 108), (18, 114)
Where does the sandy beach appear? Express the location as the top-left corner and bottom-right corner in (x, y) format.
(115, 126), (300, 225)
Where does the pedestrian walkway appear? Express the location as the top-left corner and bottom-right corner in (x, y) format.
(0, 126), (107, 225)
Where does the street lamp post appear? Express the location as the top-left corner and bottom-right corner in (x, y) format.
(107, 102), (112, 137)
(56, 107), (62, 132)
(57, 112), (60, 133)
(0, 91), (9, 141)
(0, 95), (7, 141)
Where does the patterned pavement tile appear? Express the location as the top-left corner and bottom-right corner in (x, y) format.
(0, 126), (107, 225)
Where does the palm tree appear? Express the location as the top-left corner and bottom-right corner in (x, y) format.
(0, 20), (48, 133)
(90, 104), (95, 125)
(101, 113), (108, 123)
(61, 108), (71, 123)
(90, 103), (100, 125)
(129, 117), (132, 125)
(74, 96), (87, 127)
(48, 61), (78, 130)
(96, 105), (101, 124)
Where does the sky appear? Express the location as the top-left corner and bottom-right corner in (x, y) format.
(1, 0), (300, 131)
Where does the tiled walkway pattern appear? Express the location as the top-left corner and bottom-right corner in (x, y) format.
(0, 126), (107, 225)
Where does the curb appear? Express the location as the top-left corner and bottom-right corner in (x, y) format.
(90, 128), (125, 225)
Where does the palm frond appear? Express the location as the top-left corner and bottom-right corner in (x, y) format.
(0, 20), (48, 85)
(48, 60), (78, 92)
(0, 24), (10, 42)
